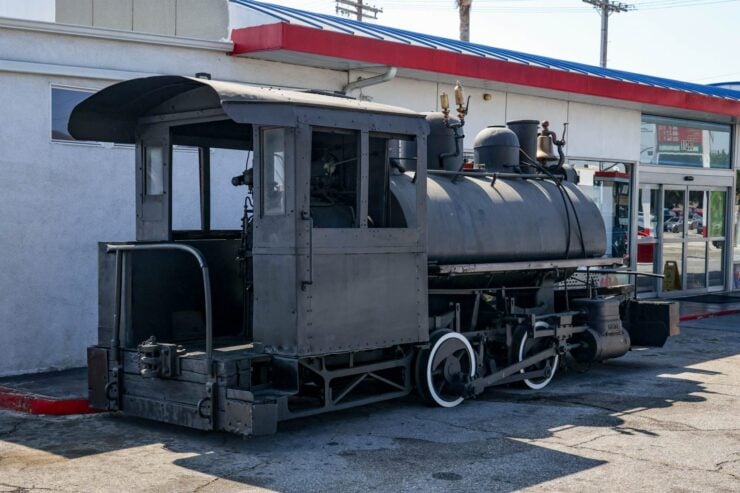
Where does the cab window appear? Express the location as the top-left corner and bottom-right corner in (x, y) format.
(310, 128), (360, 228)
(262, 128), (286, 216)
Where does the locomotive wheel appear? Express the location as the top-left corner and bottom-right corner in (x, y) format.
(514, 326), (559, 390)
(416, 330), (476, 408)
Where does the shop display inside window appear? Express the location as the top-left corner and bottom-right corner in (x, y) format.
(571, 160), (633, 263)
(640, 115), (731, 169)
(735, 171), (740, 289)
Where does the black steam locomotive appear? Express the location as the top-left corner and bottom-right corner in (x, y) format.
(72, 76), (678, 435)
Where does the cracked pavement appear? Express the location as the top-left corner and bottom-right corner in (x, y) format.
(0, 314), (738, 492)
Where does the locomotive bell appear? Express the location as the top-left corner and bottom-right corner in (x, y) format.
(536, 134), (558, 162)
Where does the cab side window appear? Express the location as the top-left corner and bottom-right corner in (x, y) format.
(310, 128), (360, 228)
(368, 133), (416, 228)
(262, 128), (286, 216)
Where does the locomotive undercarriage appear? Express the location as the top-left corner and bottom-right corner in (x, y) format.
(88, 256), (675, 437)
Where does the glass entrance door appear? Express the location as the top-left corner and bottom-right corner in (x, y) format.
(637, 184), (728, 295)
(636, 185), (659, 293)
(662, 187), (686, 292)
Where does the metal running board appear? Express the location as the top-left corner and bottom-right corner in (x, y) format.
(435, 257), (622, 275)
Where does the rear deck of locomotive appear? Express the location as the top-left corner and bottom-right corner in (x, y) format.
(74, 75), (678, 436)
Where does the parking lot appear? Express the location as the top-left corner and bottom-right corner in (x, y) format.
(0, 314), (738, 493)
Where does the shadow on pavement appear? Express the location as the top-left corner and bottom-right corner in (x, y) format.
(0, 316), (737, 492)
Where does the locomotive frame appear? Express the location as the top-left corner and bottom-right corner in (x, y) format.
(73, 76), (678, 436)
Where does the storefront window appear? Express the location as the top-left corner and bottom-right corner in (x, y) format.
(636, 185), (659, 293)
(640, 115), (731, 169)
(637, 183), (730, 294)
(734, 171), (740, 289)
(571, 160), (632, 264)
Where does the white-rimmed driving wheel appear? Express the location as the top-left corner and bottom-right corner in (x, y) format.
(515, 324), (559, 390)
(416, 330), (476, 408)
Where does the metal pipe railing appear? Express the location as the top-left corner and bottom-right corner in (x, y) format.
(106, 243), (214, 378)
(583, 269), (665, 300)
(426, 169), (563, 181)
(111, 250), (123, 365)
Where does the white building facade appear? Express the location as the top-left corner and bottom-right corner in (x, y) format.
(1, 0), (738, 376)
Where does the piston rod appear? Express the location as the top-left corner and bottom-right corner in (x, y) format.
(466, 346), (558, 396)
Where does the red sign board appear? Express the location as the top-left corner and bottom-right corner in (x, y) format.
(657, 124), (703, 153)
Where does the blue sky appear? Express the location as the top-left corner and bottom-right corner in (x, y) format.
(1, 0), (738, 85)
(260, 0), (740, 85)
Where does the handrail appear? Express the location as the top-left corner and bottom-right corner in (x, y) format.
(106, 243), (214, 379)
(583, 268), (666, 300)
(586, 269), (665, 279)
(426, 169), (563, 181)
(301, 210), (313, 290)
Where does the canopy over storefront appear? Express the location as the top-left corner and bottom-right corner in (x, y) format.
(229, 0), (740, 119)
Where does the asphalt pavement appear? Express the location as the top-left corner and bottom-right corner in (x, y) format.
(0, 314), (738, 492)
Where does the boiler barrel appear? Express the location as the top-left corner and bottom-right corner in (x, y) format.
(390, 174), (606, 264)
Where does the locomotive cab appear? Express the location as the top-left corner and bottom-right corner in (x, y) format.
(73, 76), (430, 434)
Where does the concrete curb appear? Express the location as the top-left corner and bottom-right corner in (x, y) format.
(679, 308), (740, 322)
(0, 385), (99, 416)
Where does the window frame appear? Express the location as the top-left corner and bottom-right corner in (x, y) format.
(50, 85), (99, 145)
(640, 114), (733, 169)
(309, 126), (363, 228)
(569, 158), (635, 264)
(368, 131), (418, 229)
(261, 127), (288, 218)
(143, 144), (166, 196)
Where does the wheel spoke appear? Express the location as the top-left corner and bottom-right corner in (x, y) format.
(431, 341), (465, 368)
(423, 332), (476, 407)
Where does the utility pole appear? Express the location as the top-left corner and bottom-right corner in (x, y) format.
(582, 0), (633, 68)
(456, 0), (473, 42)
(335, 0), (383, 21)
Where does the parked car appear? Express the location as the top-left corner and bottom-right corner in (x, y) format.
(664, 216), (683, 233)
(688, 213), (703, 230)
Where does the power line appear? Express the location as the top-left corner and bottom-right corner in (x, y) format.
(335, 0), (383, 21)
(635, 0), (738, 9)
(376, 0), (738, 13)
(582, 1), (635, 67)
(695, 70), (740, 81)
(265, 0), (739, 18)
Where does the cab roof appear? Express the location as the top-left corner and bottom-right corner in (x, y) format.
(69, 75), (423, 143)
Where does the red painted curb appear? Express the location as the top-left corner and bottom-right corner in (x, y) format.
(0, 386), (100, 416)
(679, 308), (740, 322)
